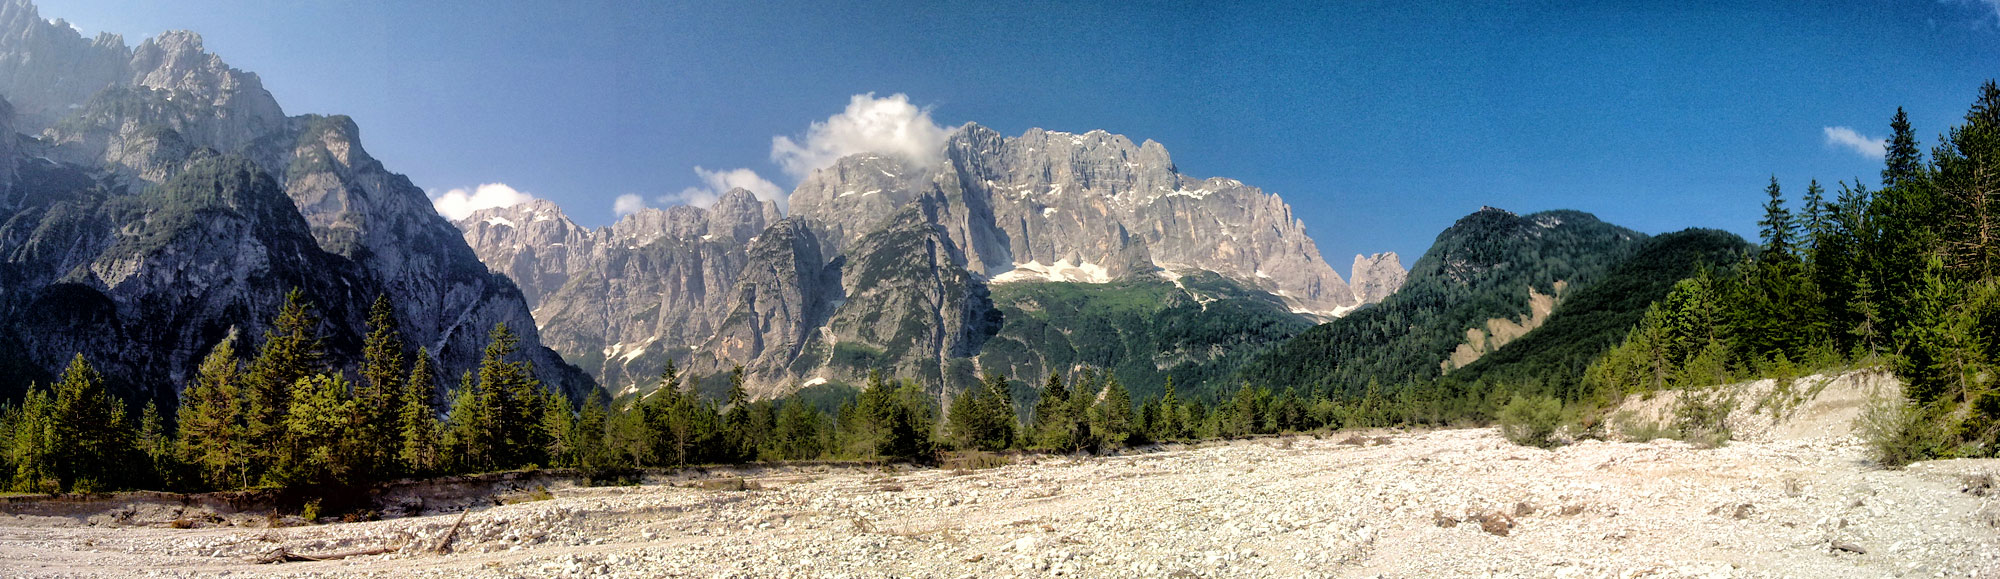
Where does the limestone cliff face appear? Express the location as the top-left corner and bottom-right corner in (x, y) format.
(790, 124), (1360, 316)
(461, 126), (1376, 397)
(1349, 252), (1406, 305)
(455, 189), (783, 393)
(0, 1), (593, 399)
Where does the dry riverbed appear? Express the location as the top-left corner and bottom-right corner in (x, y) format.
(0, 425), (1994, 578)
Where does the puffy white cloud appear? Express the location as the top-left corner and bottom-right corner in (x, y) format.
(429, 183), (534, 221)
(1823, 126), (1887, 159)
(612, 193), (647, 217)
(770, 93), (949, 180)
(656, 166), (788, 211)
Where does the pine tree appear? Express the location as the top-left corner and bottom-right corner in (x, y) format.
(948, 371), (1016, 451)
(242, 290), (325, 482)
(570, 389), (618, 474)
(1155, 377), (1181, 440)
(1801, 180), (1827, 253)
(136, 401), (173, 490)
(357, 295), (406, 479)
(273, 373), (360, 487)
(49, 355), (129, 492)
(178, 339), (246, 489)
(441, 371), (486, 472)
(771, 396), (825, 460)
(398, 350), (443, 475)
(1758, 176), (1796, 258)
(1031, 370), (1072, 450)
(469, 323), (549, 470)
(8, 386), (54, 493)
(1885, 107), (1926, 190)
(1933, 80), (2000, 278)
(1092, 376), (1134, 447)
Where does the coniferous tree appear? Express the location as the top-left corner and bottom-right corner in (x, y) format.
(1757, 176), (1796, 258)
(947, 371), (1015, 451)
(48, 355), (129, 492)
(357, 295), (406, 479)
(770, 396), (825, 460)
(136, 401), (174, 489)
(1091, 375), (1134, 447)
(7, 385), (53, 492)
(1933, 80), (2000, 278)
(1031, 370), (1072, 450)
(273, 373), (359, 487)
(442, 370), (487, 472)
(466, 323), (549, 470)
(1801, 180), (1827, 254)
(178, 340), (246, 489)
(1885, 107), (1926, 190)
(243, 290), (325, 482)
(397, 350), (443, 475)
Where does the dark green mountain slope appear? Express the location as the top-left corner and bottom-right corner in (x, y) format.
(977, 271), (1314, 402)
(1236, 207), (1644, 395)
(1440, 228), (1751, 395)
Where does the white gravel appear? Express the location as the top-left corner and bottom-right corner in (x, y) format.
(2, 423), (1995, 578)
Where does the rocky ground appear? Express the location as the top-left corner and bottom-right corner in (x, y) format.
(2, 373), (1997, 578)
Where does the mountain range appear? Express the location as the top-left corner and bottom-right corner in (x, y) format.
(0, 0), (1751, 412)
(0, 0), (591, 402)
(456, 126), (1408, 398)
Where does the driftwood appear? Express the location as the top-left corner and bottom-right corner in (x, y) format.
(253, 546), (396, 564)
(433, 510), (470, 554)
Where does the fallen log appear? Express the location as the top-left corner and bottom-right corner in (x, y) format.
(253, 546), (396, 564)
(433, 510), (470, 554)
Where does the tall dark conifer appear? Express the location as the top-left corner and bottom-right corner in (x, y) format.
(243, 290), (325, 481)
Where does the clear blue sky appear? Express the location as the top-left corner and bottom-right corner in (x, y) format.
(35, 0), (2000, 267)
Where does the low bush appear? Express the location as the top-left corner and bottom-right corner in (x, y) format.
(1858, 396), (1943, 469)
(1497, 395), (1565, 448)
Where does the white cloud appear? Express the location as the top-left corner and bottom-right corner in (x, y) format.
(770, 93), (949, 180)
(429, 183), (534, 221)
(656, 166), (788, 211)
(612, 193), (647, 217)
(1823, 126), (1887, 159)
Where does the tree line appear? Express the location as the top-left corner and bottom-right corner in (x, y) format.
(1, 287), (1415, 495)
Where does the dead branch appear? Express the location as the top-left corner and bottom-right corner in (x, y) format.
(433, 510), (469, 554)
(253, 546), (396, 564)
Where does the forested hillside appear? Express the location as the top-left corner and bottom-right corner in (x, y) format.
(1443, 228), (1752, 395)
(1236, 208), (1644, 395)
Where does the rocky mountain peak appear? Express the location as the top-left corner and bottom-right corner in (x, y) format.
(1349, 252), (1406, 304)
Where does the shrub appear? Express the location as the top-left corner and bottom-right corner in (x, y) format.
(1497, 395), (1564, 448)
(1673, 385), (1736, 448)
(1858, 396), (1943, 469)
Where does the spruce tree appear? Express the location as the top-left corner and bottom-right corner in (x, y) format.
(178, 339), (246, 489)
(1092, 375), (1134, 448)
(49, 355), (128, 492)
(273, 373), (359, 487)
(357, 295), (406, 479)
(1031, 370), (1071, 450)
(243, 290), (325, 482)
(1757, 176), (1796, 258)
(8, 386), (53, 492)
(1884, 107), (1926, 190)
(136, 401), (173, 490)
(397, 350), (442, 475)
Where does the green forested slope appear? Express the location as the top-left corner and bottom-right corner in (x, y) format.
(1441, 228), (1751, 395)
(1236, 208), (1645, 395)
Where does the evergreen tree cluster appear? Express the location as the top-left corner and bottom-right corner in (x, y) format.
(1583, 83), (2000, 458)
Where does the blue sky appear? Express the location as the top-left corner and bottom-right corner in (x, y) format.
(35, 0), (2000, 269)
